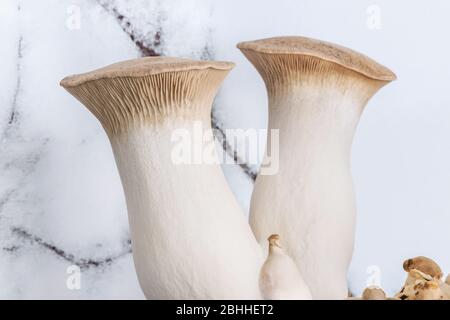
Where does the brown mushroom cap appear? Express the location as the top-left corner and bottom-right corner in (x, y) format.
(268, 234), (281, 247)
(237, 36), (396, 82)
(60, 57), (234, 88)
(60, 57), (234, 135)
(403, 256), (443, 279)
(362, 286), (387, 300)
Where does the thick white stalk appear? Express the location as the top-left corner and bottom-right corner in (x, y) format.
(61, 57), (262, 299)
(238, 37), (396, 299)
(111, 120), (261, 299)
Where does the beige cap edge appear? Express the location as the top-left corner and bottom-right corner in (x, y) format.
(237, 36), (397, 82)
(60, 56), (235, 88)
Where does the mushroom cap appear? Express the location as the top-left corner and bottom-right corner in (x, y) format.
(60, 57), (234, 135)
(446, 274), (450, 285)
(237, 36), (396, 82)
(362, 286), (387, 300)
(403, 256), (443, 279)
(268, 234), (281, 247)
(60, 56), (235, 88)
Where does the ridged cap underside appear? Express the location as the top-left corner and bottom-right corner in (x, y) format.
(60, 56), (235, 88)
(237, 36), (396, 81)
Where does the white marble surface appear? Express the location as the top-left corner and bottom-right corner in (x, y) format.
(1, 0), (450, 299)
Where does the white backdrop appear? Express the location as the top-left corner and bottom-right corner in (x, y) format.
(1, 0), (449, 298)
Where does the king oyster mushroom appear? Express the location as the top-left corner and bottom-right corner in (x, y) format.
(238, 36), (396, 299)
(60, 57), (263, 299)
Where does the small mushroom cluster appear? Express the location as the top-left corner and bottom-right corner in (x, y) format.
(395, 256), (449, 300)
(352, 256), (450, 300)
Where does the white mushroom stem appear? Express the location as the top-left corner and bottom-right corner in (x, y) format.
(61, 57), (262, 299)
(259, 234), (312, 300)
(238, 36), (396, 299)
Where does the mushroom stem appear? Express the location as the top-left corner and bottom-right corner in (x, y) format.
(60, 57), (262, 299)
(238, 36), (396, 299)
(259, 234), (312, 300)
(396, 257), (449, 300)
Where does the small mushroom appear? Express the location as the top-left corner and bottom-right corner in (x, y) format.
(403, 256), (443, 280)
(362, 286), (387, 300)
(396, 256), (450, 300)
(446, 274), (450, 286)
(397, 256), (444, 300)
(259, 234), (312, 300)
(346, 286), (396, 300)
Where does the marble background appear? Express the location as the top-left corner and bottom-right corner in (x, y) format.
(1, 0), (450, 299)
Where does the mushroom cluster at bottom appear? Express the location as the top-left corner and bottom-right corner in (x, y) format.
(348, 256), (450, 300)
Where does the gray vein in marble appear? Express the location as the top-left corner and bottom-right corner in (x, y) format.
(2, 4), (22, 139)
(0, 136), (134, 273)
(10, 227), (132, 270)
(1, 2), (256, 283)
(0, 7), (30, 216)
(0, 189), (16, 215)
(2, 245), (20, 253)
(199, 30), (258, 181)
(0, 3), (133, 273)
(212, 114), (257, 180)
(0, 138), (49, 211)
(97, 0), (161, 56)
(97, 0), (257, 181)
(7, 36), (22, 128)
